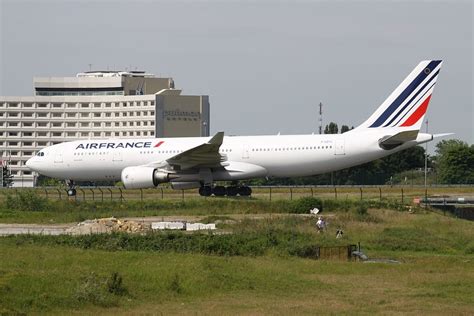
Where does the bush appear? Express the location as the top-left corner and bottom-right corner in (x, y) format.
(288, 197), (323, 214)
(107, 272), (127, 296)
(5, 190), (48, 212)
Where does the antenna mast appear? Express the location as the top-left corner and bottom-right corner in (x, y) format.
(318, 102), (323, 134)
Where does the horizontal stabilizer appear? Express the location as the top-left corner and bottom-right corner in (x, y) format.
(378, 130), (419, 150)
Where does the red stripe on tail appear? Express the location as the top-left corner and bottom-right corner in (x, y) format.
(400, 95), (432, 127)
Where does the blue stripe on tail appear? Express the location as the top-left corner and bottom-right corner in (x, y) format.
(369, 60), (442, 128)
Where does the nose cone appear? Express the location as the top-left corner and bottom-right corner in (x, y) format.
(25, 158), (35, 170)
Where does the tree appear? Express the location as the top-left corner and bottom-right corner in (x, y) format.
(435, 140), (474, 184)
(340, 125), (350, 133)
(324, 122), (338, 134)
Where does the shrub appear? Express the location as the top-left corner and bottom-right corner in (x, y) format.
(5, 190), (48, 212)
(107, 272), (127, 296)
(288, 197), (323, 214)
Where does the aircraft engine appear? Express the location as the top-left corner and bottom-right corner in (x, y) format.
(121, 166), (175, 189)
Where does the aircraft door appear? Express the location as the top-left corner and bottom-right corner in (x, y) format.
(113, 151), (123, 162)
(334, 139), (345, 155)
(242, 145), (250, 159)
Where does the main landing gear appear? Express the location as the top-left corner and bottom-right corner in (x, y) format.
(66, 180), (77, 197)
(198, 184), (252, 197)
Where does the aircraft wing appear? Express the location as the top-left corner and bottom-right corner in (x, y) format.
(146, 132), (227, 170)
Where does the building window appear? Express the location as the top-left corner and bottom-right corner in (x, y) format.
(81, 132), (89, 137)
(67, 132), (76, 137)
(93, 122), (101, 127)
(94, 132), (101, 137)
(8, 122), (19, 127)
(67, 113), (77, 118)
(81, 104), (89, 108)
(8, 132), (18, 136)
(37, 113), (48, 118)
(80, 122), (89, 127)
(38, 122), (48, 127)
(9, 142), (18, 146)
(52, 113), (62, 118)
(80, 113), (89, 118)
(52, 132), (62, 137)
(52, 122), (62, 127)
(23, 132), (33, 137)
(52, 103), (62, 108)
(37, 103), (47, 108)
(23, 142), (32, 146)
(38, 132), (48, 137)
(66, 122), (76, 127)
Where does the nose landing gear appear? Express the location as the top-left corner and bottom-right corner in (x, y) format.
(66, 180), (77, 197)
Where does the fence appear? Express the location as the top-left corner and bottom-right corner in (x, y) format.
(0, 185), (472, 204)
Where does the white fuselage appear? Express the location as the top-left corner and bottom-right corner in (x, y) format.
(26, 130), (420, 183)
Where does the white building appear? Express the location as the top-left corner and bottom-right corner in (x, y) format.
(0, 71), (210, 187)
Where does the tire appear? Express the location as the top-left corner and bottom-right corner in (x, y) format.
(199, 186), (212, 197)
(213, 186), (226, 197)
(238, 186), (251, 197)
(226, 186), (238, 196)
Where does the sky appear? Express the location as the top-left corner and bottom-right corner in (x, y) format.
(0, 0), (472, 149)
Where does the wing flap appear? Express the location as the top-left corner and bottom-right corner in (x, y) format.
(146, 132), (226, 170)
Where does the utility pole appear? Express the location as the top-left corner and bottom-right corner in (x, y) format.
(424, 119), (429, 205)
(318, 102), (323, 134)
(424, 119), (429, 187)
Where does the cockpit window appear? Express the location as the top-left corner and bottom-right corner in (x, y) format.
(36, 152), (45, 157)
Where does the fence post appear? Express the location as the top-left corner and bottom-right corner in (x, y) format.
(161, 187), (164, 199)
(80, 189), (85, 201)
(182, 189), (184, 201)
(56, 189), (62, 200)
(90, 188), (95, 201)
(107, 188), (113, 200)
(311, 187), (314, 197)
(269, 187), (272, 201)
(98, 188), (104, 202)
(290, 187), (293, 200)
(44, 188), (48, 199)
(401, 188), (404, 204)
(140, 188), (143, 202)
(379, 187), (382, 201)
(359, 187), (363, 201)
(119, 188), (123, 202)
(334, 187), (337, 200)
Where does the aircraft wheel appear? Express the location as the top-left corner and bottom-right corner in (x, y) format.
(199, 186), (212, 197)
(238, 186), (252, 197)
(213, 186), (226, 197)
(226, 186), (238, 196)
(67, 188), (77, 197)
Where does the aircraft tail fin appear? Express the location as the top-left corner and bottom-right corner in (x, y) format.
(354, 60), (443, 132)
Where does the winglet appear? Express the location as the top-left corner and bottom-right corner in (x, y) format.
(208, 132), (224, 145)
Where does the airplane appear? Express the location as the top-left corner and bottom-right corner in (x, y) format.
(26, 60), (451, 197)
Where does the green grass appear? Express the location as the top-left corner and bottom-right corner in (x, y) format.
(0, 243), (472, 315)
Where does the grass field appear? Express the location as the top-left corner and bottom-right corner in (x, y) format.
(1, 204), (473, 314)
